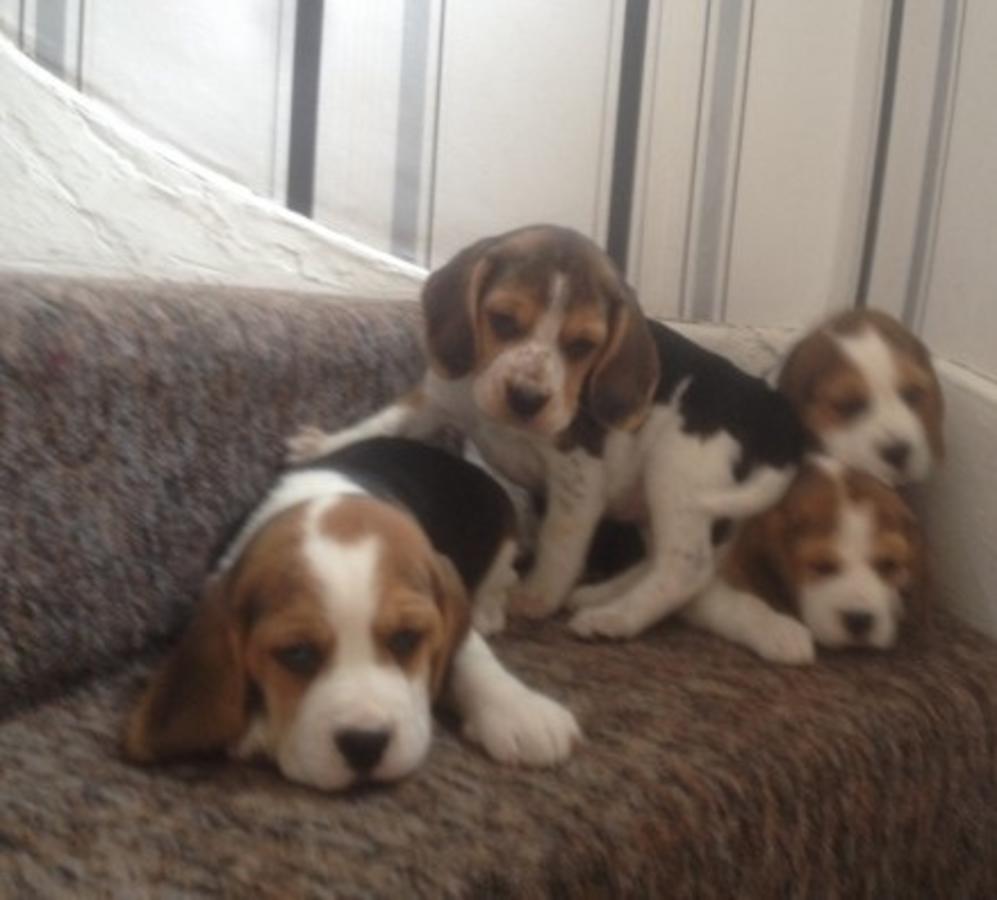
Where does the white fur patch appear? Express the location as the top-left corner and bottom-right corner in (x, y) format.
(216, 470), (363, 572)
(472, 269), (574, 436)
(826, 328), (933, 484)
(450, 631), (581, 766)
(272, 499), (434, 791)
(797, 498), (900, 649)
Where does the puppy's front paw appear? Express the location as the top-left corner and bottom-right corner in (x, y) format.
(565, 582), (614, 612)
(752, 616), (816, 665)
(464, 687), (581, 767)
(285, 425), (339, 465)
(508, 572), (566, 620)
(472, 601), (507, 637)
(569, 602), (641, 640)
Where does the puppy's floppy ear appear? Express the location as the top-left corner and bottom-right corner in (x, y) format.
(427, 552), (471, 699)
(587, 282), (659, 430)
(423, 236), (498, 378)
(777, 329), (841, 415)
(861, 311), (947, 462)
(124, 575), (249, 763)
(897, 502), (931, 625)
(725, 504), (795, 610)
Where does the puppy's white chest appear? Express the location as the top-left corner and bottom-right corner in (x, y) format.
(473, 423), (547, 492)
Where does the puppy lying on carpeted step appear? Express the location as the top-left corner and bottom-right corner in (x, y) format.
(683, 455), (928, 664)
(125, 437), (580, 791)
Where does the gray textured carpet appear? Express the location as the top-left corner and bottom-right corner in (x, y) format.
(1, 275), (996, 897)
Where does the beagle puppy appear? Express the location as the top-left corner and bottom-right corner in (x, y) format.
(683, 455), (927, 663)
(778, 309), (945, 485)
(125, 438), (580, 792)
(290, 225), (805, 641)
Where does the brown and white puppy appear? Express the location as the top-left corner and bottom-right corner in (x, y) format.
(778, 309), (945, 485)
(289, 225), (660, 625)
(683, 455), (928, 663)
(125, 438), (580, 791)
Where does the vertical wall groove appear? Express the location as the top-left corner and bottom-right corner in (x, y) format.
(678, 0), (715, 320)
(424, 0), (446, 267)
(286, 0), (325, 218)
(606, 0), (650, 272)
(903, 0), (965, 331)
(391, 0), (433, 264)
(855, 0), (905, 308)
(717, 0), (756, 322)
(688, 0), (750, 321)
(35, 0), (68, 78)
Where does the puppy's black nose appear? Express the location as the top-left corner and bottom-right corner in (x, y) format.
(506, 384), (549, 419)
(335, 728), (390, 773)
(842, 611), (874, 639)
(879, 441), (911, 472)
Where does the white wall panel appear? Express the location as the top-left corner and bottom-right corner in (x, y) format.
(82, 0), (285, 196)
(920, 0), (997, 381)
(864, 2), (951, 319)
(430, 0), (624, 266)
(0, 2), (20, 40)
(723, 0), (887, 328)
(629, 0), (711, 318)
(313, 1), (413, 258)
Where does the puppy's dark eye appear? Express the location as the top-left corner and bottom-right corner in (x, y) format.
(563, 337), (597, 361)
(874, 557), (901, 578)
(832, 395), (869, 421)
(489, 311), (523, 341)
(386, 629), (423, 662)
(808, 558), (841, 578)
(273, 642), (323, 677)
(900, 384), (925, 408)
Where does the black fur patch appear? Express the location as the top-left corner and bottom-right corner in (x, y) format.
(294, 437), (516, 593)
(649, 320), (806, 472)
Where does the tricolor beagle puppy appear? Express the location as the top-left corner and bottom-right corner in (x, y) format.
(125, 438), (580, 792)
(683, 455), (927, 663)
(778, 309), (945, 485)
(290, 225), (805, 642)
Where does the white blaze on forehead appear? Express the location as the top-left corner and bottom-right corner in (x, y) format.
(216, 470), (364, 572)
(301, 498), (382, 663)
(833, 328), (898, 393)
(837, 500), (874, 562)
(824, 324), (930, 484)
(530, 270), (570, 342)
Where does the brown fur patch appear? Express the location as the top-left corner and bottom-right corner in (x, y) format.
(124, 505), (314, 763)
(830, 309), (945, 458)
(723, 459), (927, 621)
(778, 330), (865, 438)
(125, 496), (470, 762)
(422, 224), (657, 434)
(321, 497), (469, 697)
(780, 309), (945, 460)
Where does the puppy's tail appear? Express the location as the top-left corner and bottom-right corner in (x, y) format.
(699, 466), (795, 520)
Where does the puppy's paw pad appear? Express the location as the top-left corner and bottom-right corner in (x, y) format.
(508, 583), (561, 621)
(465, 689), (581, 767)
(754, 618), (816, 665)
(472, 603), (506, 636)
(565, 584), (612, 612)
(569, 604), (639, 640)
(285, 425), (337, 464)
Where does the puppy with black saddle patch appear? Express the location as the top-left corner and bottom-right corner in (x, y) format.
(125, 437), (580, 792)
(290, 226), (808, 642)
